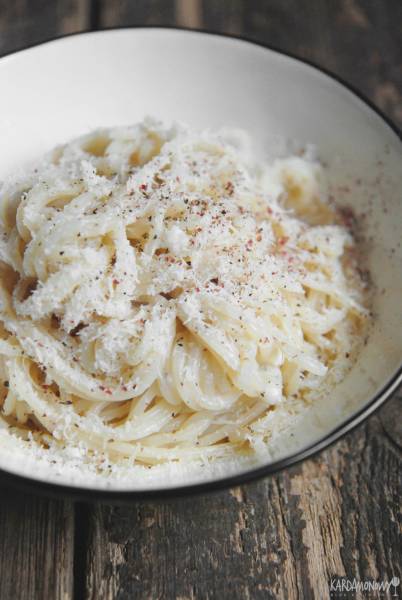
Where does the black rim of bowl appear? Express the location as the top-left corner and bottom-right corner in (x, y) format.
(0, 26), (401, 502)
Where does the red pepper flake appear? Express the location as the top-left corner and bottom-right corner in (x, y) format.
(99, 385), (112, 396)
(195, 287), (200, 292)
(112, 279), (120, 285)
(225, 181), (234, 195)
(140, 183), (147, 190)
(278, 236), (289, 246)
(267, 207), (273, 215)
(247, 239), (253, 247)
(338, 206), (356, 229)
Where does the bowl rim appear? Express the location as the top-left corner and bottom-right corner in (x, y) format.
(0, 25), (401, 502)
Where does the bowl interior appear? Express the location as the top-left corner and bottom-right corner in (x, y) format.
(0, 29), (401, 493)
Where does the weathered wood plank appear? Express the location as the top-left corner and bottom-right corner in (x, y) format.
(96, 0), (177, 28)
(83, 412), (401, 600)
(380, 389), (402, 449)
(201, 0), (244, 35)
(175, 0), (203, 29)
(0, 0), (91, 56)
(0, 488), (75, 600)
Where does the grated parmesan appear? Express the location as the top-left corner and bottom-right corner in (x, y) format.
(0, 118), (368, 482)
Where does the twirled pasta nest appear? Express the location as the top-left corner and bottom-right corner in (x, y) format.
(0, 119), (367, 469)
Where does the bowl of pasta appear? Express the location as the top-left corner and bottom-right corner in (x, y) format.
(0, 28), (401, 500)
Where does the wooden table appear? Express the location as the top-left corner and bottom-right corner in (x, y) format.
(0, 2), (401, 598)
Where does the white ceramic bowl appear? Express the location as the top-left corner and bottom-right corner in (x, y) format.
(0, 28), (401, 499)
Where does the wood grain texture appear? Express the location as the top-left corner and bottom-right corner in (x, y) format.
(380, 389), (402, 449)
(0, 1), (401, 599)
(82, 412), (401, 600)
(0, 488), (74, 600)
(0, 0), (91, 56)
(96, 0), (177, 28)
